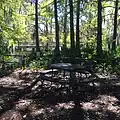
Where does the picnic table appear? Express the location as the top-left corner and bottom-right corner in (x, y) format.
(50, 63), (97, 88)
(40, 63), (99, 88)
(40, 63), (99, 106)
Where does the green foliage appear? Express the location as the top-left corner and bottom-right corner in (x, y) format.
(82, 46), (95, 59)
(29, 58), (48, 70)
(0, 0), (119, 73)
(116, 46), (120, 57)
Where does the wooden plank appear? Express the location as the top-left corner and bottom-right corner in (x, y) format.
(40, 75), (68, 84)
(40, 69), (58, 74)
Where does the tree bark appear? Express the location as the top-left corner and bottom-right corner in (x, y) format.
(54, 0), (60, 56)
(96, 0), (102, 57)
(45, 20), (48, 34)
(112, 0), (118, 52)
(35, 0), (40, 56)
(63, 0), (68, 49)
(69, 0), (75, 58)
(76, 0), (80, 56)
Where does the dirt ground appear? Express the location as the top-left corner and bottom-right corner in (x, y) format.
(0, 69), (120, 120)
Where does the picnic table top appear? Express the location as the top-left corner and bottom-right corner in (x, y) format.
(50, 63), (89, 72)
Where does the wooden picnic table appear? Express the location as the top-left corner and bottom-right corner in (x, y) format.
(49, 63), (97, 89)
(40, 63), (98, 87)
(50, 63), (92, 77)
(50, 63), (99, 106)
(39, 63), (100, 107)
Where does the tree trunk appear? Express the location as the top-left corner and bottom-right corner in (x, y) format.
(96, 0), (102, 57)
(69, 0), (75, 58)
(35, 0), (40, 56)
(63, 0), (68, 49)
(112, 0), (118, 52)
(76, 0), (80, 57)
(45, 20), (48, 35)
(54, 0), (60, 56)
(50, 17), (53, 33)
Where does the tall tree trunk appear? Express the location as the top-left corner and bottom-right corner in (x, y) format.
(96, 0), (102, 57)
(50, 17), (53, 33)
(76, 0), (80, 57)
(63, 0), (68, 49)
(35, 0), (40, 56)
(45, 20), (48, 34)
(54, 0), (60, 56)
(69, 0), (75, 58)
(112, 0), (118, 52)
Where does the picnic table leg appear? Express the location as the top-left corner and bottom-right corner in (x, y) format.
(40, 76), (44, 88)
(70, 72), (80, 107)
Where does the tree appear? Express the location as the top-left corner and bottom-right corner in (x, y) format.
(69, 0), (75, 58)
(96, 0), (102, 57)
(76, 0), (81, 56)
(54, 0), (60, 56)
(35, 0), (40, 57)
(112, 0), (118, 52)
(63, 0), (68, 50)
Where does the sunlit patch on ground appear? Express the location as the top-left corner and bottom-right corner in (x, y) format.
(55, 101), (74, 110)
(82, 95), (120, 115)
(0, 110), (23, 120)
(31, 108), (46, 116)
(15, 99), (32, 110)
(82, 102), (100, 111)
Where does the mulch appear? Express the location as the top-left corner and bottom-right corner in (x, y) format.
(0, 69), (120, 120)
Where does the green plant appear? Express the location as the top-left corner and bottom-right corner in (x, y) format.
(29, 58), (48, 70)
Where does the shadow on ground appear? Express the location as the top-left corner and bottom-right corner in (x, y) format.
(0, 69), (120, 120)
